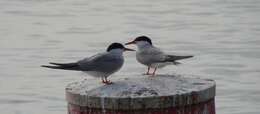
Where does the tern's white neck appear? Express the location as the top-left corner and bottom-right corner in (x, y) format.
(108, 49), (124, 55)
(136, 41), (152, 50)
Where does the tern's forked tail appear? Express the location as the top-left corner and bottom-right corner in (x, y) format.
(41, 62), (81, 71)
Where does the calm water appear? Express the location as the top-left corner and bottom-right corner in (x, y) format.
(1, 0), (260, 114)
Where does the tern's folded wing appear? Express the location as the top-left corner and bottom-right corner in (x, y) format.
(78, 53), (122, 72)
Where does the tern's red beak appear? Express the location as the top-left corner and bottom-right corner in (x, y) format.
(124, 47), (135, 51)
(125, 41), (136, 45)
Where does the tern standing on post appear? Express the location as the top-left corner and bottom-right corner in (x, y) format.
(125, 36), (193, 76)
(42, 43), (134, 84)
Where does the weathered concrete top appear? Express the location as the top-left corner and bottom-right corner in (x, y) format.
(66, 75), (215, 110)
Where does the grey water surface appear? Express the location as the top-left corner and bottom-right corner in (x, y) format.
(0, 0), (260, 114)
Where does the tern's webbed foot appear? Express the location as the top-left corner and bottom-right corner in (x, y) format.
(102, 78), (113, 85)
(103, 81), (113, 85)
(143, 73), (157, 77)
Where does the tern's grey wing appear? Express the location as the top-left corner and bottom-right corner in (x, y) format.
(145, 47), (193, 62)
(148, 47), (166, 61)
(137, 46), (166, 65)
(78, 52), (123, 73)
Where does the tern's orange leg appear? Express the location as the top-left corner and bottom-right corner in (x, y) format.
(152, 68), (157, 76)
(145, 67), (151, 75)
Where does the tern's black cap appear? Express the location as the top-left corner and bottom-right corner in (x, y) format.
(134, 36), (152, 45)
(107, 43), (125, 52)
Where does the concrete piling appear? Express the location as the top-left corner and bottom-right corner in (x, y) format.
(66, 75), (216, 114)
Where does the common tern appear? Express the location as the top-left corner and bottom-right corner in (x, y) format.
(42, 43), (134, 84)
(125, 36), (193, 76)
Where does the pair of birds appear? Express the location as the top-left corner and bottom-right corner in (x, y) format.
(42, 36), (193, 84)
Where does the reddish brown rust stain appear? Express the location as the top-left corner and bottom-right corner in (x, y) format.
(191, 91), (199, 103)
(68, 98), (215, 114)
